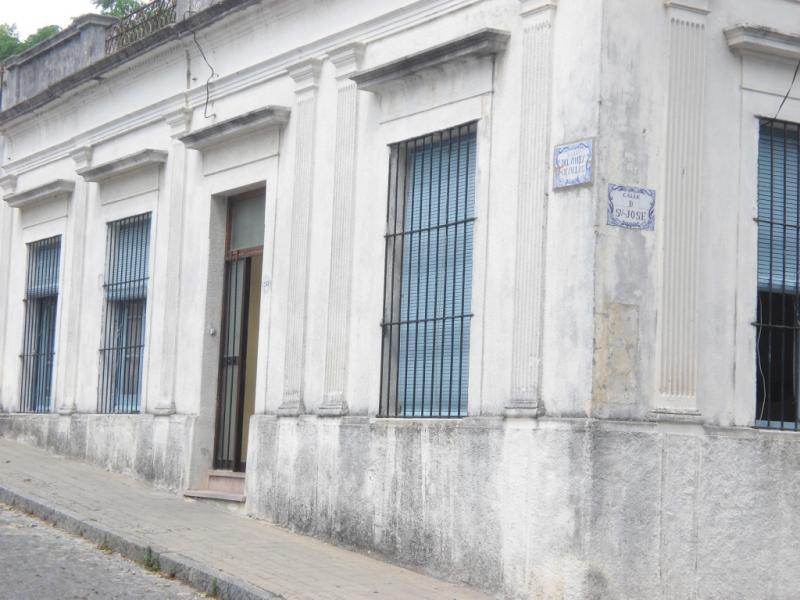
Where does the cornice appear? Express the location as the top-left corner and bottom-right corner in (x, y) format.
(725, 24), (800, 61)
(188, 0), (483, 107)
(77, 149), (167, 182)
(351, 28), (510, 93)
(178, 106), (290, 150)
(2, 139), (75, 178)
(1, 0), (483, 176)
(3, 179), (75, 209)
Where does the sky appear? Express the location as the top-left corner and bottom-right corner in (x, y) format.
(1, 0), (99, 38)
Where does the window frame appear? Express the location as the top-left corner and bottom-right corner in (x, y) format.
(19, 235), (62, 414)
(97, 212), (152, 414)
(754, 117), (800, 430)
(378, 122), (478, 418)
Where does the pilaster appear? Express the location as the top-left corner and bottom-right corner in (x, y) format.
(152, 108), (192, 416)
(0, 175), (14, 411)
(59, 146), (93, 414)
(319, 44), (364, 417)
(506, 1), (556, 417)
(278, 58), (323, 417)
(653, 1), (707, 420)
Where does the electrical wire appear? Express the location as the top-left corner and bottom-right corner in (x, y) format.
(183, 8), (218, 119)
(774, 58), (800, 121)
(192, 29), (218, 119)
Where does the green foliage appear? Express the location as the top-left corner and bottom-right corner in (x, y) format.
(0, 23), (61, 62)
(142, 546), (160, 572)
(93, 0), (144, 17)
(0, 24), (20, 62)
(22, 26), (61, 50)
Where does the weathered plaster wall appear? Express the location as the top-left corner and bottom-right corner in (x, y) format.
(247, 415), (800, 600)
(0, 414), (193, 490)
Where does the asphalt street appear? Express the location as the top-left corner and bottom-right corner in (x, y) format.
(0, 504), (202, 599)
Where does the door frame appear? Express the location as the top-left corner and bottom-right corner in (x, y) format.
(212, 195), (264, 472)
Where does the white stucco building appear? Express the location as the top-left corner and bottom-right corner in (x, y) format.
(1, 0), (799, 597)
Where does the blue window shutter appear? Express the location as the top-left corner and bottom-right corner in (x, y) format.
(397, 127), (477, 416)
(758, 122), (800, 292)
(107, 215), (151, 300)
(26, 239), (60, 298)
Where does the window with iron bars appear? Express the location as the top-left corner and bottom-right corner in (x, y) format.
(98, 213), (151, 414)
(379, 122), (477, 417)
(19, 236), (61, 413)
(756, 118), (800, 430)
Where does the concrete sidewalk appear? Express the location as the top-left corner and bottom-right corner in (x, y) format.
(0, 438), (492, 600)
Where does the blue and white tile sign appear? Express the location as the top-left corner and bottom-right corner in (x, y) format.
(607, 184), (655, 230)
(553, 139), (593, 188)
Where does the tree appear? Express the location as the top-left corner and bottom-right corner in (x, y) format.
(20, 26), (62, 52)
(0, 24), (21, 62)
(92, 0), (144, 17)
(0, 23), (62, 63)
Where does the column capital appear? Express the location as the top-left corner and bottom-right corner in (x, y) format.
(520, 0), (557, 17)
(164, 107), (193, 139)
(69, 146), (93, 171)
(0, 173), (17, 196)
(288, 57), (324, 95)
(664, 0), (709, 17)
(329, 42), (365, 80)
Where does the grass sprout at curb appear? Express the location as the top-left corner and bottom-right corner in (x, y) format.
(143, 546), (160, 572)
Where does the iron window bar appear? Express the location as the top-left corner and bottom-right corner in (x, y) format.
(754, 118), (800, 431)
(19, 236), (61, 413)
(98, 213), (151, 414)
(379, 122), (478, 418)
(213, 256), (251, 471)
(104, 0), (177, 55)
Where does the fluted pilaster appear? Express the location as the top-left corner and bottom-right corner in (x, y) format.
(319, 44), (364, 417)
(0, 174), (16, 411)
(59, 146), (93, 414)
(655, 2), (707, 419)
(506, 1), (556, 417)
(279, 58), (322, 416)
(153, 108), (191, 416)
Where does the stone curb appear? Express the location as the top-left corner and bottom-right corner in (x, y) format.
(0, 484), (282, 600)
